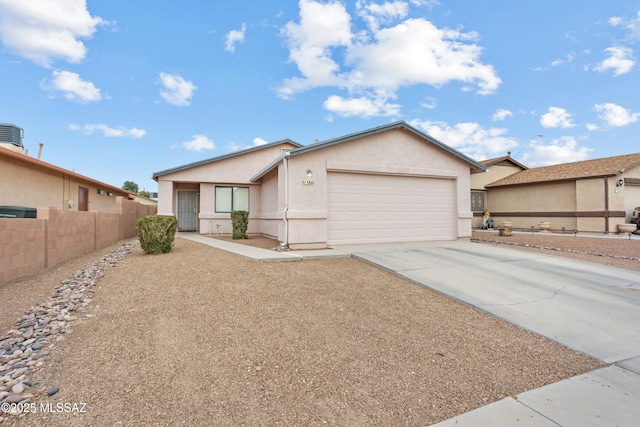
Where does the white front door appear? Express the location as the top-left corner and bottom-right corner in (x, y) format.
(177, 190), (198, 231)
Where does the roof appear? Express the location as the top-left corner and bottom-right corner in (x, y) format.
(152, 139), (302, 180)
(251, 121), (486, 182)
(486, 152), (640, 187)
(0, 146), (136, 198)
(477, 155), (528, 171)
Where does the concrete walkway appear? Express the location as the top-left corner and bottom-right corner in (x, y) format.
(177, 233), (640, 427)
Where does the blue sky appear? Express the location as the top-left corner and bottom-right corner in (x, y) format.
(1, 1), (639, 193)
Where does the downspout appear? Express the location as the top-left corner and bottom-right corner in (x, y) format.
(604, 177), (609, 234)
(282, 152), (290, 247)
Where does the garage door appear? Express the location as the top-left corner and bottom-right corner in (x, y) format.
(327, 172), (456, 245)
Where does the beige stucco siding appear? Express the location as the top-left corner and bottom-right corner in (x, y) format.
(1, 155), (128, 213)
(489, 181), (576, 213)
(283, 128), (471, 247)
(471, 164), (522, 191)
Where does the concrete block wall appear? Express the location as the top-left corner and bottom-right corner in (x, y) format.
(0, 218), (46, 284)
(38, 208), (97, 269)
(0, 200), (157, 285)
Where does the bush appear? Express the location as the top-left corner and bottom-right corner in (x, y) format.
(136, 215), (179, 254)
(231, 210), (249, 239)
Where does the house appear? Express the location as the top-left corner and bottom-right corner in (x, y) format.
(470, 152), (640, 233)
(153, 121), (486, 249)
(470, 153), (528, 228)
(0, 145), (137, 212)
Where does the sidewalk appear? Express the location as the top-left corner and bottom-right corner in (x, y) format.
(176, 232), (351, 261)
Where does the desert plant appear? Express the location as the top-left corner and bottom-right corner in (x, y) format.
(136, 215), (179, 254)
(231, 210), (249, 239)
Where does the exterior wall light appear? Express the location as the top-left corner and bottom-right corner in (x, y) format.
(617, 179), (624, 187)
(303, 169), (314, 186)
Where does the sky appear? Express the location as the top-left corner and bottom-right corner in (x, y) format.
(1, 1), (640, 193)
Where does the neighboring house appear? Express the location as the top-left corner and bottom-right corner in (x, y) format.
(131, 193), (158, 207)
(1, 146), (136, 212)
(471, 152), (640, 233)
(153, 121), (486, 249)
(470, 153), (528, 228)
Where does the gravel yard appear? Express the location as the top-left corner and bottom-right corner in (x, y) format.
(3, 231), (636, 426)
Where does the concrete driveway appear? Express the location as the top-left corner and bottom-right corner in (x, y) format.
(339, 240), (640, 426)
(342, 240), (640, 364)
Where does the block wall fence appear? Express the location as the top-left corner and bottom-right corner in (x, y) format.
(0, 198), (156, 284)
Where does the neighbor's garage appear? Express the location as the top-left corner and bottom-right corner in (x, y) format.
(327, 172), (456, 245)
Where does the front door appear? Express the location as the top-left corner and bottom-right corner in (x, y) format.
(177, 190), (198, 231)
(78, 187), (89, 211)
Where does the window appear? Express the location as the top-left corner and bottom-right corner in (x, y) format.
(215, 186), (249, 212)
(470, 191), (485, 212)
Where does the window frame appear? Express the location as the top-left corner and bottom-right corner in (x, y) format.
(470, 191), (486, 213)
(215, 186), (250, 213)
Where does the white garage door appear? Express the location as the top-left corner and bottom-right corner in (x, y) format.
(327, 172), (456, 245)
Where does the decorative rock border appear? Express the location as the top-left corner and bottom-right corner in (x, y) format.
(0, 241), (137, 421)
(472, 237), (640, 262)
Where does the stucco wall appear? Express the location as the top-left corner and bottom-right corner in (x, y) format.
(471, 164), (522, 190)
(155, 142), (298, 235)
(0, 155), (130, 213)
(283, 128), (473, 247)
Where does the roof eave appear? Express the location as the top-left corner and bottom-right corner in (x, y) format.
(152, 139), (302, 180)
(486, 172), (618, 188)
(288, 120), (486, 172)
(250, 152), (287, 182)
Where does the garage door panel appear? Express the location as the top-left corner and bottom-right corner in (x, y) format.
(328, 172), (456, 245)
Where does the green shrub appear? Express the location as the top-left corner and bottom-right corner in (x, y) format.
(231, 210), (249, 239)
(136, 215), (179, 254)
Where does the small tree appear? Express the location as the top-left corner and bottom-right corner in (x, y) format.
(231, 210), (249, 239)
(138, 190), (151, 198)
(123, 180), (139, 194)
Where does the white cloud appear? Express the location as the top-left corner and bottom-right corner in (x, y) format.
(69, 123), (145, 138)
(593, 103), (639, 127)
(42, 70), (101, 103)
(225, 23), (246, 53)
(411, 119), (518, 160)
(0, 0), (105, 67)
(586, 123), (599, 131)
(356, 0), (409, 31)
(609, 11), (640, 40)
(420, 96), (437, 109)
(534, 53), (577, 71)
(346, 19), (500, 95)
(159, 72), (197, 106)
(521, 136), (592, 167)
(594, 46), (634, 76)
(324, 94), (401, 117)
(278, 0), (500, 118)
(540, 107), (575, 128)
(253, 137), (269, 146)
(181, 135), (215, 151)
(278, 0), (353, 99)
(492, 108), (513, 121)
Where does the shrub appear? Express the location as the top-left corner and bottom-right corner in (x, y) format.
(136, 215), (179, 254)
(231, 210), (249, 239)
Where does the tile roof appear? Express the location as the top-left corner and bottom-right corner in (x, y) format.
(486, 152), (640, 187)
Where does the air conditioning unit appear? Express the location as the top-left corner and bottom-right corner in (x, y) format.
(0, 123), (24, 153)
